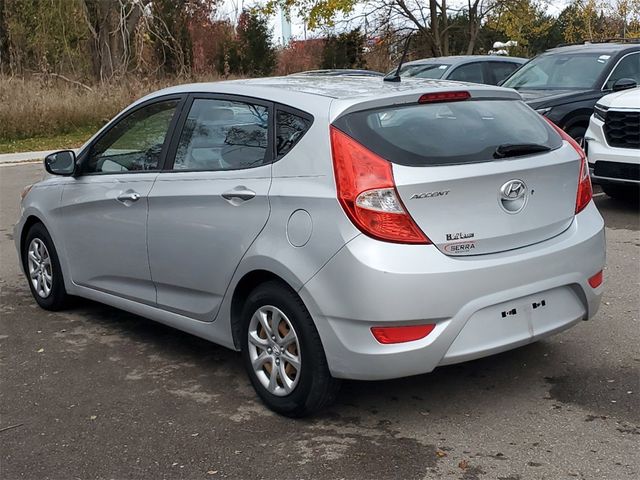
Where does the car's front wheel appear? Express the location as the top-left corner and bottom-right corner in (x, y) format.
(240, 281), (340, 417)
(22, 222), (69, 311)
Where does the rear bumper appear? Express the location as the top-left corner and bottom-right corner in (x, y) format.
(300, 201), (605, 380)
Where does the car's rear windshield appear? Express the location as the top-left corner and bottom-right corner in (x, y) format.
(332, 99), (563, 167)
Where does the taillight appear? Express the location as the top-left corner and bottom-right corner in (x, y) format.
(371, 324), (436, 344)
(418, 91), (470, 103)
(330, 126), (430, 244)
(588, 270), (603, 289)
(544, 118), (593, 214)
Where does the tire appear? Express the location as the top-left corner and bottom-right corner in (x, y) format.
(22, 222), (70, 311)
(240, 280), (340, 417)
(566, 125), (587, 146)
(602, 184), (639, 202)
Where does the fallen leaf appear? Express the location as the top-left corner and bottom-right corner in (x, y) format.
(459, 460), (469, 470)
(435, 450), (447, 458)
(37, 348), (44, 353)
(89, 415), (97, 420)
(207, 471), (218, 475)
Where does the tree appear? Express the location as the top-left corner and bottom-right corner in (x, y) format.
(238, 10), (277, 75)
(321, 28), (366, 69)
(266, 0), (516, 56)
(81, 0), (147, 81)
(217, 10), (276, 77)
(149, 0), (193, 76)
(487, 0), (558, 56)
(0, 0), (9, 74)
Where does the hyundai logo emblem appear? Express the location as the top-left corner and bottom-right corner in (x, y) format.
(499, 180), (528, 213)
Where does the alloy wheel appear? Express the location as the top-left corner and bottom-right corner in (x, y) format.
(27, 238), (53, 298)
(247, 305), (302, 396)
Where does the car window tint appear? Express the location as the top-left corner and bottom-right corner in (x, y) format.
(173, 99), (269, 171)
(85, 100), (178, 174)
(488, 62), (520, 85)
(398, 64), (450, 79)
(503, 53), (611, 89)
(333, 99), (563, 167)
(276, 110), (312, 158)
(604, 52), (640, 89)
(448, 63), (484, 83)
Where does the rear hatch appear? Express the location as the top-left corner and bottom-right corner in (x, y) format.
(333, 94), (580, 256)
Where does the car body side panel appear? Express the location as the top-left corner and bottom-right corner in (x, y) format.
(58, 173), (159, 304)
(147, 167), (272, 321)
(210, 114), (360, 343)
(15, 178), (72, 284)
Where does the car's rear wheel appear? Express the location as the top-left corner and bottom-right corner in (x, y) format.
(602, 184), (639, 202)
(22, 223), (69, 311)
(240, 280), (340, 417)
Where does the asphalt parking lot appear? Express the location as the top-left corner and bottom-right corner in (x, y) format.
(1, 162), (638, 480)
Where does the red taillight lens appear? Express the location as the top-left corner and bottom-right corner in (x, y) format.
(418, 91), (471, 103)
(371, 324), (436, 344)
(544, 118), (593, 213)
(330, 126), (430, 244)
(588, 270), (603, 288)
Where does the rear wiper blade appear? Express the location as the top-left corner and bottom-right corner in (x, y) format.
(493, 143), (551, 159)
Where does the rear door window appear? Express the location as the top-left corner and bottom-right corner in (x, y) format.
(486, 62), (521, 85)
(276, 109), (313, 158)
(172, 98), (270, 171)
(333, 99), (563, 167)
(447, 63), (484, 83)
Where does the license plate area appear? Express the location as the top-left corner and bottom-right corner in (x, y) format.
(444, 286), (586, 362)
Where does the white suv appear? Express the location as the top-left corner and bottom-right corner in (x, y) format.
(586, 87), (640, 200)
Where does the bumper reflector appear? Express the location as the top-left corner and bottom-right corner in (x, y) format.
(371, 324), (435, 344)
(588, 270), (603, 288)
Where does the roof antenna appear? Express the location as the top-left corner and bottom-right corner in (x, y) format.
(384, 35), (412, 82)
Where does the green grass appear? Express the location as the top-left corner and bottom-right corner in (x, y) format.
(0, 125), (97, 154)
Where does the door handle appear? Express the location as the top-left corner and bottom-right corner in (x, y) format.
(117, 192), (141, 202)
(222, 187), (256, 202)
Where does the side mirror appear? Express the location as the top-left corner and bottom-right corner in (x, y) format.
(44, 150), (76, 176)
(612, 78), (637, 92)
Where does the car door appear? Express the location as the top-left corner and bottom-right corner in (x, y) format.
(146, 95), (273, 321)
(447, 62), (485, 84)
(485, 61), (521, 85)
(59, 96), (184, 304)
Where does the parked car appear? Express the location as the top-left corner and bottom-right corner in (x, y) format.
(585, 86), (640, 200)
(291, 69), (384, 77)
(502, 41), (640, 143)
(16, 76), (605, 417)
(396, 55), (526, 85)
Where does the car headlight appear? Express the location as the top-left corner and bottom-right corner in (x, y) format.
(593, 104), (607, 122)
(535, 107), (552, 116)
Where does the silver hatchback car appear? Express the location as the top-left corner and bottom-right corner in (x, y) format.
(16, 76), (605, 416)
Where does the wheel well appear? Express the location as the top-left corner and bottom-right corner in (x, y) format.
(19, 216), (43, 263)
(230, 270), (295, 349)
(562, 114), (590, 133)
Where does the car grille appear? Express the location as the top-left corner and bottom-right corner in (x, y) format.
(603, 110), (640, 149)
(593, 161), (640, 181)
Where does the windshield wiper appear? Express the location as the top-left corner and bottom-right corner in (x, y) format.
(493, 143), (551, 159)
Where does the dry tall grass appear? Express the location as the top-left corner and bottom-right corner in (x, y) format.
(0, 75), (226, 141)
